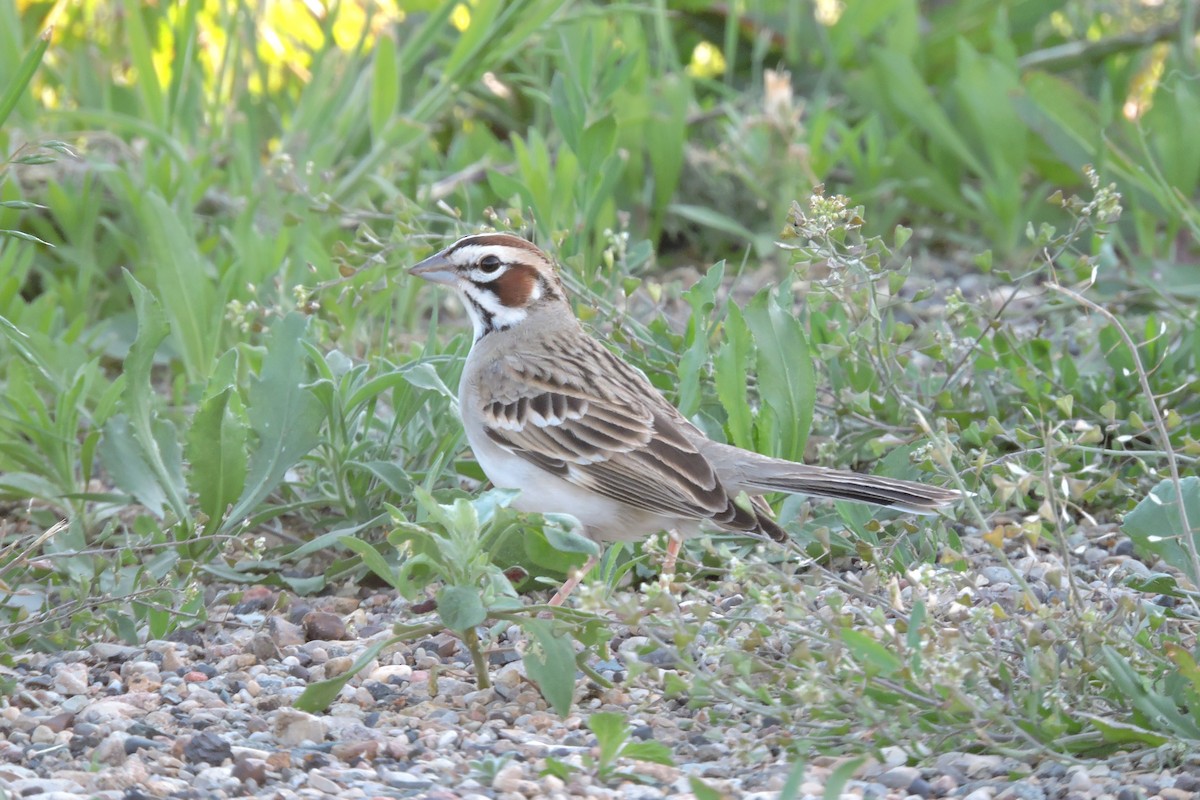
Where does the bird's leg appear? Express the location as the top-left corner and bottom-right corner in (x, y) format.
(660, 531), (683, 588)
(548, 554), (599, 607)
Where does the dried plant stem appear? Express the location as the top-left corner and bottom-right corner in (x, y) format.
(1049, 283), (1200, 603)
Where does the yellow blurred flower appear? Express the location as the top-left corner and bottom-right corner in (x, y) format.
(451, 3), (471, 32)
(686, 40), (726, 79)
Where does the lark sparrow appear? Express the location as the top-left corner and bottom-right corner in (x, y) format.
(410, 233), (959, 605)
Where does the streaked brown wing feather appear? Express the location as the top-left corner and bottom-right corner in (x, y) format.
(477, 339), (751, 526)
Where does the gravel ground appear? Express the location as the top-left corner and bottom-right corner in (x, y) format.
(3, 530), (1198, 800)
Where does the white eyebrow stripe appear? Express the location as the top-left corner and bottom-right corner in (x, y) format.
(449, 245), (534, 269)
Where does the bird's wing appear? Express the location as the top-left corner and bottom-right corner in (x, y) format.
(476, 339), (753, 528)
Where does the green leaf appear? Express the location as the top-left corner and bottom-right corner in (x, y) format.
(121, 0), (166, 126)
(587, 711), (628, 764)
(1080, 714), (1170, 748)
(715, 301), (754, 449)
(522, 524), (589, 576)
(550, 72), (583, 155)
(869, 49), (985, 176)
(295, 635), (403, 712)
(668, 204), (758, 244)
(290, 515), (388, 559)
(133, 192), (219, 384)
(542, 514), (601, 556)
(473, 488), (520, 527)
(842, 628), (903, 677)
(186, 386), (248, 533)
(676, 261), (723, 417)
(578, 114), (616, 171)
(621, 740), (674, 766)
(1122, 572), (1186, 597)
(399, 361), (457, 400)
(98, 415), (168, 517)
(341, 536), (402, 592)
(370, 32), (399, 142)
(823, 759), (866, 800)
(743, 287), (815, 461)
(0, 28), (48, 129)
(224, 314), (325, 529)
(437, 585), (486, 631)
(111, 273), (190, 522)
(1100, 645), (1200, 740)
(522, 618), (578, 715)
(689, 777), (723, 800)
(1122, 476), (1200, 581)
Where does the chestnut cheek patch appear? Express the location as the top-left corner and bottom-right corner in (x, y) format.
(493, 265), (540, 308)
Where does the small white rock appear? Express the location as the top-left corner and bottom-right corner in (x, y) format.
(52, 663), (90, 696)
(492, 762), (526, 793)
(270, 708), (325, 746)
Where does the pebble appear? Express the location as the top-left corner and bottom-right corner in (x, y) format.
(52, 663), (90, 695)
(303, 611), (347, 641)
(1068, 768), (1093, 792)
(270, 709), (325, 746)
(0, 560), (1193, 800)
(880, 766), (921, 788)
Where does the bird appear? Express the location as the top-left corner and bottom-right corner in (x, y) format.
(409, 232), (960, 605)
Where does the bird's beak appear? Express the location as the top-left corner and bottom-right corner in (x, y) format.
(408, 250), (457, 286)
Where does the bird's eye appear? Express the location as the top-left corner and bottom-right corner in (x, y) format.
(478, 254), (502, 273)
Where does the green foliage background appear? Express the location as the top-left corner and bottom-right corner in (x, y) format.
(1, 0), (1198, 761)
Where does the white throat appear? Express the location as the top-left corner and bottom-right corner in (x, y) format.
(460, 282), (530, 342)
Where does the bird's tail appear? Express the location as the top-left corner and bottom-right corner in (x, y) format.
(714, 445), (961, 515)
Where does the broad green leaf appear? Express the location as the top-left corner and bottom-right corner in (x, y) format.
(870, 49), (985, 177)
(743, 288), (814, 462)
(715, 301), (753, 449)
(399, 361), (457, 401)
(186, 387), (248, 533)
(1080, 714), (1170, 748)
(550, 72), (583, 155)
(134, 192), (222, 384)
(224, 314), (325, 528)
(437, 585), (486, 631)
(115, 273), (190, 522)
(646, 75), (689, 236)
(1122, 476), (1200, 580)
(586, 711), (628, 764)
(578, 115), (616, 171)
(353, 460), (415, 496)
(522, 617), (578, 715)
(541, 514), (601, 556)
(522, 525), (589, 576)
(668, 204), (758, 244)
(621, 740), (674, 765)
(98, 414), (168, 517)
(841, 628), (903, 677)
(341, 536), (403, 592)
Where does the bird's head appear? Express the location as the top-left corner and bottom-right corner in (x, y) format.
(409, 233), (568, 341)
